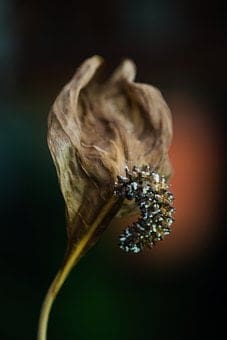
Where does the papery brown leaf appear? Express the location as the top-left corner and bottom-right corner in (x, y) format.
(47, 55), (173, 257)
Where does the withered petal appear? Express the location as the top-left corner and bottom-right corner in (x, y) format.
(47, 55), (173, 255)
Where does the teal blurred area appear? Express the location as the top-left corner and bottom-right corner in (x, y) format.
(0, 1), (226, 339)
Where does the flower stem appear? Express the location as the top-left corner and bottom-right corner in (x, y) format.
(37, 197), (120, 340)
(37, 247), (82, 340)
(37, 270), (62, 340)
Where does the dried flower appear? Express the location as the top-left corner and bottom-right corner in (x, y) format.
(48, 55), (172, 256)
(38, 55), (173, 340)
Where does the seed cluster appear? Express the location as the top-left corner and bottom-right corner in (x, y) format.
(114, 166), (175, 253)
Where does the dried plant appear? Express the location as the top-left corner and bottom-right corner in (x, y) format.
(37, 55), (174, 340)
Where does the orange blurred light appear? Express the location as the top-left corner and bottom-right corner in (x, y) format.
(111, 94), (221, 267)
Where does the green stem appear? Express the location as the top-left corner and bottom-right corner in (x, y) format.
(37, 247), (82, 340)
(37, 197), (119, 340)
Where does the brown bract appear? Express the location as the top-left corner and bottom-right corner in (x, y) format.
(47, 55), (173, 259)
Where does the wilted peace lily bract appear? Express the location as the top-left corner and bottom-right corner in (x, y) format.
(38, 55), (173, 340)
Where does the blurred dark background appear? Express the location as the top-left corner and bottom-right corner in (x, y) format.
(1, 1), (226, 339)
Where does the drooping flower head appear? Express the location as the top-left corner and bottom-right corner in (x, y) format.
(48, 55), (173, 259)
